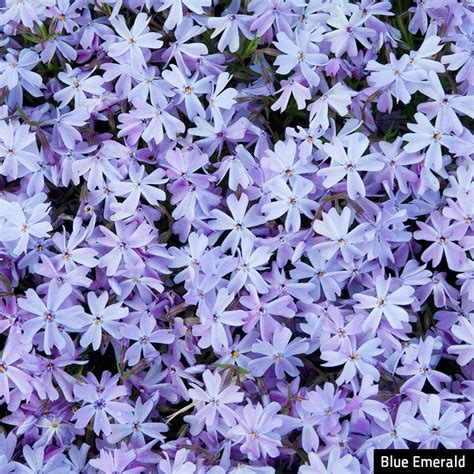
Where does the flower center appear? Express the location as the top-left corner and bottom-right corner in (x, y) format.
(94, 399), (106, 409)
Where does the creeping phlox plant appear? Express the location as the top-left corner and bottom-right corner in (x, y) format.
(0, 0), (473, 472)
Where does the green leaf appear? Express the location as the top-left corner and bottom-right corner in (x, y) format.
(39, 22), (49, 39)
(16, 104), (29, 121)
(395, 14), (414, 50)
(240, 36), (261, 59)
(21, 34), (41, 44)
(213, 363), (251, 374)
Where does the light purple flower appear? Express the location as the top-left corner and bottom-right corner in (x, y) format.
(319, 134), (383, 199)
(108, 398), (168, 446)
(73, 379), (133, 436)
(274, 31), (328, 85)
(228, 402), (283, 461)
(76, 292), (128, 351)
(189, 369), (244, 428)
(262, 177), (317, 232)
(399, 395), (466, 448)
(414, 212), (467, 270)
(354, 274), (414, 332)
(108, 13), (163, 68)
(249, 325), (309, 379)
(447, 317), (474, 366)
(19, 281), (84, 355)
(0, 331), (32, 404)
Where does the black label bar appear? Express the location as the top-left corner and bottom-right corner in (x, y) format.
(374, 449), (474, 474)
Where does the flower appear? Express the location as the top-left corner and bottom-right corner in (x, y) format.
(121, 313), (174, 366)
(0, 197), (52, 257)
(397, 336), (451, 392)
(158, 449), (196, 474)
(228, 402), (283, 460)
(367, 53), (427, 104)
(0, 121), (40, 179)
(301, 383), (346, 437)
(158, 0), (212, 30)
(299, 450), (360, 474)
(0, 49), (42, 94)
(447, 317), (474, 366)
(208, 8), (252, 53)
(89, 447), (138, 474)
(73, 378), (133, 436)
(0, 331), (32, 404)
(313, 207), (371, 263)
(108, 398), (168, 446)
(194, 288), (246, 351)
(109, 163), (168, 221)
(290, 249), (342, 301)
(249, 325), (309, 379)
(262, 177), (317, 232)
(354, 274), (415, 332)
(308, 84), (357, 130)
(418, 71), (474, 135)
(318, 134), (383, 199)
(274, 31), (328, 85)
(162, 65), (212, 119)
(76, 291), (128, 351)
(19, 281), (84, 355)
(403, 112), (453, 172)
(108, 13), (163, 68)
(54, 65), (104, 109)
(414, 211), (467, 270)
(399, 394), (467, 448)
(228, 238), (272, 294)
(324, 7), (375, 58)
(209, 193), (265, 254)
(321, 337), (384, 384)
(97, 220), (154, 276)
(189, 369), (244, 428)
